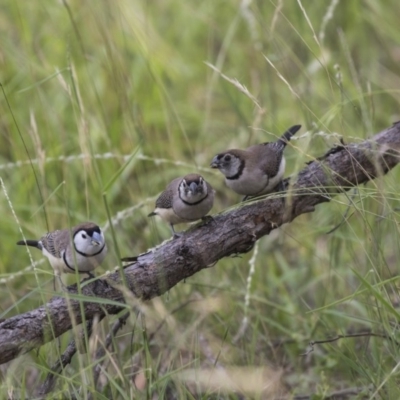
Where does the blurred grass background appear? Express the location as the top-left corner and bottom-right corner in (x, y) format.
(1, 0), (400, 398)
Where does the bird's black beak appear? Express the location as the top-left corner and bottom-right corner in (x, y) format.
(91, 231), (102, 246)
(189, 182), (198, 193)
(210, 156), (219, 168)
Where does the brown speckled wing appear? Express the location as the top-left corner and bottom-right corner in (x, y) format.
(155, 177), (182, 209)
(248, 144), (282, 178)
(155, 189), (173, 209)
(40, 230), (66, 258)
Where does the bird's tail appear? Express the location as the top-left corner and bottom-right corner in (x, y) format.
(16, 240), (41, 249)
(148, 211), (157, 217)
(276, 124), (301, 149)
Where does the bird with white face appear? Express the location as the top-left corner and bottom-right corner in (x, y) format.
(210, 125), (301, 200)
(148, 173), (215, 238)
(17, 222), (107, 287)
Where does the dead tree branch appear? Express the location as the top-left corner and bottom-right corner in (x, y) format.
(1, 122), (400, 366)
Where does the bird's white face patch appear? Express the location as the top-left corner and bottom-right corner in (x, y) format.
(73, 229), (105, 256)
(179, 177), (207, 204)
(212, 153), (242, 178)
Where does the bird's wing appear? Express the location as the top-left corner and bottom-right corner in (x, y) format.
(155, 177), (181, 209)
(248, 145), (282, 178)
(41, 230), (68, 258)
(155, 189), (173, 209)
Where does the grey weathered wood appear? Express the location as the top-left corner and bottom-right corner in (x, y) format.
(1, 122), (400, 366)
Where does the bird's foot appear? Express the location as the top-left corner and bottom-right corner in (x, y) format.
(81, 272), (95, 283)
(201, 215), (214, 225)
(80, 272), (110, 289)
(55, 275), (68, 292)
(172, 231), (184, 240)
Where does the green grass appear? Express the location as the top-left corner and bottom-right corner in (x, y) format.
(1, 0), (400, 398)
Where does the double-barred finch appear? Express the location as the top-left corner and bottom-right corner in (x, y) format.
(210, 125), (301, 200)
(147, 173), (215, 238)
(17, 222), (107, 285)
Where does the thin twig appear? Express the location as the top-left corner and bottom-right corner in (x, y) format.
(301, 331), (400, 356)
(325, 188), (357, 234)
(89, 311), (131, 398)
(36, 319), (94, 397)
(149, 298), (200, 342)
(204, 62), (264, 110)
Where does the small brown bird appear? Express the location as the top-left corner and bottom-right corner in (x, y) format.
(148, 173), (215, 237)
(16, 222), (107, 284)
(210, 125), (301, 200)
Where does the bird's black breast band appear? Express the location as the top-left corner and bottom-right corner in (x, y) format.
(179, 192), (209, 206)
(74, 243), (106, 258)
(226, 159), (245, 180)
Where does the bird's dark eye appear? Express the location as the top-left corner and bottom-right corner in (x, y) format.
(81, 233), (87, 239)
(224, 155), (231, 162)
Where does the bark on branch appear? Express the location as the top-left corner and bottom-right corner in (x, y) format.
(1, 122), (400, 366)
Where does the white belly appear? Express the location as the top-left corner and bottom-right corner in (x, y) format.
(153, 207), (187, 225)
(42, 246), (106, 275)
(42, 247), (66, 275)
